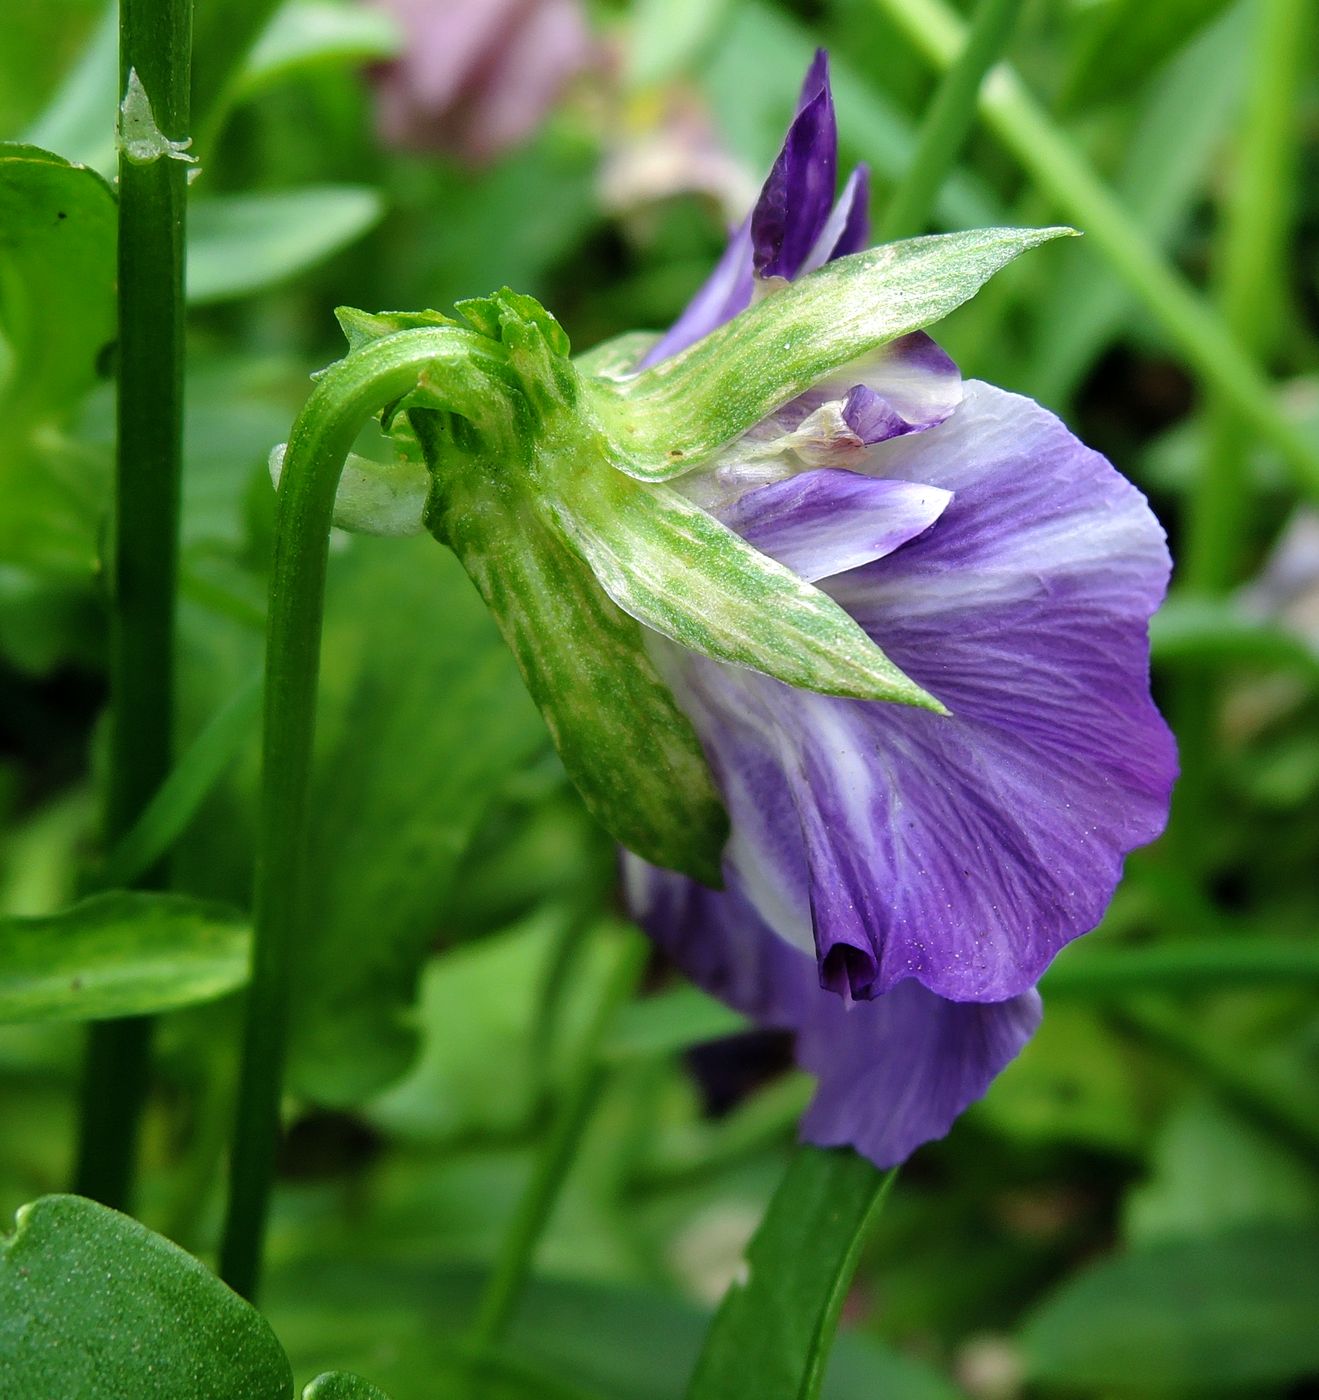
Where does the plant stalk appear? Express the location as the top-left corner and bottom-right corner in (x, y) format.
(471, 926), (647, 1349)
(218, 327), (512, 1300)
(877, 0), (1026, 242)
(1181, 0), (1307, 594)
(73, 0), (192, 1211)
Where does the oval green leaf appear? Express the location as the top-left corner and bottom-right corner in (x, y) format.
(0, 1195), (293, 1399)
(188, 186), (384, 304)
(1019, 1226), (1319, 1391)
(0, 891), (249, 1024)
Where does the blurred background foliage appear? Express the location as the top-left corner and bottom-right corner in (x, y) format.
(1, 0), (1317, 1395)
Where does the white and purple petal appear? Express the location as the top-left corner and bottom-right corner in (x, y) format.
(624, 857), (1042, 1168)
(721, 469), (951, 583)
(666, 381), (1176, 1004)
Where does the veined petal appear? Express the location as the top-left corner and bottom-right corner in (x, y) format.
(624, 857), (1041, 1167)
(656, 381), (1175, 1002)
(752, 51), (837, 280)
(721, 469), (951, 582)
(838, 331), (962, 443)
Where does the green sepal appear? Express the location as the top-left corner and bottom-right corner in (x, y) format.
(574, 330), (660, 379)
(553, 467), (945, 710)
(456, 287), (578, 418)
(423, 415), (729, 885)
(335, 305), (456, 354)
(590, 226), (1075, 480)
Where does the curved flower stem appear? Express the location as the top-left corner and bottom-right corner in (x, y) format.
(469, 925), (648, 1349)
(874, 0), (1319, 498)
(876, 0), (1026, 242)
(218, 327), (510, 1301)
(74, 0), (191, 1212)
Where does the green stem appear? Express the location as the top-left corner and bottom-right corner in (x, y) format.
(876, 0), (1026, 242)
(1181, 0), (1308, 593)
(73, 0), (192, 1212)
(470, 927), (648, 1349)
(217, 326), (512, 1301)
(873, 0), (1319, 498)
(1165, 0), (1307, 876)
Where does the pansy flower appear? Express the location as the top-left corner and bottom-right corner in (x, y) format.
(619, 53), (1178, 1166)
(316, 50), (1175, 1171)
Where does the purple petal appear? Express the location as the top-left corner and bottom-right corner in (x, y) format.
(795, 977), (1042, 1163)
(638, 219), (755, 368)
(795, 48), (830, 114)
(751, 57), (837, 280)
(721, 470), (951, 582)
(840, 332), (962, 444)
(800, 165), (870, 276)
(641, 51), (855, 368)
(624, 857), (1041, 1168)
(666, 381), (1176, 1003)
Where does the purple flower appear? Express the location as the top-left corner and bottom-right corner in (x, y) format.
(624, 53), (1177, 1168)
(367, 0), (595, 164)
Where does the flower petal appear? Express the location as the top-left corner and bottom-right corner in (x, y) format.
(721, 469), (951, 582)
(800, 164), (871, 275)
(660, 381), (1175, 1002)
(837, 331), (962, 443)
(751, 53), (837, 280)
(624, 857), (1041, 1167)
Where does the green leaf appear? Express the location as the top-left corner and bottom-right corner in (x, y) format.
(233, 0), (402, 107)
(0, 144), (115, 425)
(0, 144), (115, 577)
(556, 468), (944, 709)
(1151, 595), (1319, 685)
(432, 464), (729, 888)
(0, 1195), (294, 1398)
(1124, 1099), (1319, 1247)
(266, 1256), (957, 1400)
(0, 892), (249, 1024)
(1042, 938), (1319, 998)
(1019, 1226), (1319, 1391)
(592, 227), (1072, 480)
(604, 983), (749, 1063)
(188, 186), (384, 304)
(303, 1374), (394, 1400)
(626, 0), (736, 88)
(288, 537), (550, 1103)
(687, 1149), (895, 1400)
(22, 3), (118, 175)
(1059, 0), (1239, 111)
(98, 669), (263, 889)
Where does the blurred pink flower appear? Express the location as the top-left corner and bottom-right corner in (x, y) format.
(368, 0), (594, 163)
